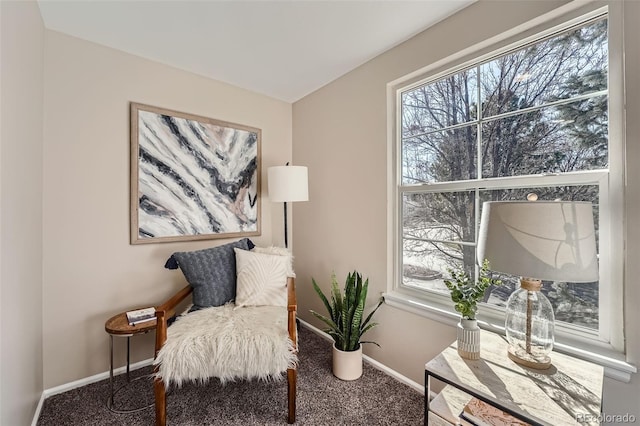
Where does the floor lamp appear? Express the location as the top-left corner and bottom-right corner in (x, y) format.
(477, 200), (598, 369)
(267, 164), (309, 248)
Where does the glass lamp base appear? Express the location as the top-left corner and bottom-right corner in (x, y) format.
(507, 344), (551, 370)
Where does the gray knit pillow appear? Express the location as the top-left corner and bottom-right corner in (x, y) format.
(169, 238), (253, 311)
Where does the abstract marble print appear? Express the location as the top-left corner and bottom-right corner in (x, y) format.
(130, 103), (260, 244)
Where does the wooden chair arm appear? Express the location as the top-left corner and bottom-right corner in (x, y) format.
(287, 276), (297, 312)
(287, 277), (297, 350)
(154, 285), (193, 356)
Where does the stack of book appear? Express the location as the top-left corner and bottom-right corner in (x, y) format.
(460, 397), (531, 426)
(125, 307), (156, 325)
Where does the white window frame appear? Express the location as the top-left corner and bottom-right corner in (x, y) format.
(385, 2), (635, 381)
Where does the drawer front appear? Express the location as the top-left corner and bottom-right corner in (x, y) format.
(427, 411), (454, 426)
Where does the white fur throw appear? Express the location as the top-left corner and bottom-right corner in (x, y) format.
(154, 304), (297, 387)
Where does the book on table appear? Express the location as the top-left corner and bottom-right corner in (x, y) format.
(126, 307), (156, 325)
(460, 397), (531, 426)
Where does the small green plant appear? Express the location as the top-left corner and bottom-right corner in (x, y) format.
(444, 259), (502, 320)
(310, 271), (383, 352)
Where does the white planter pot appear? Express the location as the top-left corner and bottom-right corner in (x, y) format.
(332, 343), (363, 380)
(457, 318), (481, 360)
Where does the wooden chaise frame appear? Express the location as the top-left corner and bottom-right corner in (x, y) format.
(153, 277), (298, 426)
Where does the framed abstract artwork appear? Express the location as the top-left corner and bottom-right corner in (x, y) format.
(130, 103), (261, 244)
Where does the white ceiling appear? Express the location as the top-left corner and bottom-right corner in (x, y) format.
(37, 0), (475, 102)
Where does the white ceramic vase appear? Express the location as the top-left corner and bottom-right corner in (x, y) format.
(332, 343), (363, 380)
(457, 318), (480, 360)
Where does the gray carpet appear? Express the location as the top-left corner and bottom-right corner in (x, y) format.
(38, 326), (424, 425)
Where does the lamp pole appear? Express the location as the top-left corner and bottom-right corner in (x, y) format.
(283, 161), (289, 248)
(284, 200), (289, 249)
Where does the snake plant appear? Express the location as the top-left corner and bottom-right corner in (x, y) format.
(310, 271), (383, 352)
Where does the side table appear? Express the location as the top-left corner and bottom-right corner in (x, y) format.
(425, 330), (604, 426)
(104, 310), (159, 413)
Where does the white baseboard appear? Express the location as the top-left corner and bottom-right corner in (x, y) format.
(32, 393), (46, 426)
(298, 319), (425, 395)
(31, 358), (154, 426)
(33, 322), (425, 425)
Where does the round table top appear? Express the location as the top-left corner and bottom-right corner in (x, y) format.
(105, 310), (157, 335)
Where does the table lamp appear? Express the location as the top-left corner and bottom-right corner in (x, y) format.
(477, 199), (598, 369)
(267, 163), (309, 248)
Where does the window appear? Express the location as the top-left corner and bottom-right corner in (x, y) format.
(393, 13), (621, 348)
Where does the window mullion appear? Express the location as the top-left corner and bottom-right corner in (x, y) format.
(475, 64), (482, 280)
(482, 90), (608, 125)
(476, 64), (483, 181)
(399, 169), (608, 193)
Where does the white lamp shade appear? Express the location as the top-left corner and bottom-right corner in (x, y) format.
(477, 201), (598, 282)
(268, 166), (309, 202)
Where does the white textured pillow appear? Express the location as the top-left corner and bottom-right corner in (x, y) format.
(252, 245), (295, 277)
(234, 248), (288, 308)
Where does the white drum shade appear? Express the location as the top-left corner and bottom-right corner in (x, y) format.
(268, 166), (309, 202)
(477, 201), (598, 282)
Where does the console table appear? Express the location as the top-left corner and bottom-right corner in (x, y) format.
(425, 330), (603, 425)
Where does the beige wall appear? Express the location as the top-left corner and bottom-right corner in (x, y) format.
(42, 31), (292, 388)
(0, 1), (45, 424)
(293, 0), (640, 420)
